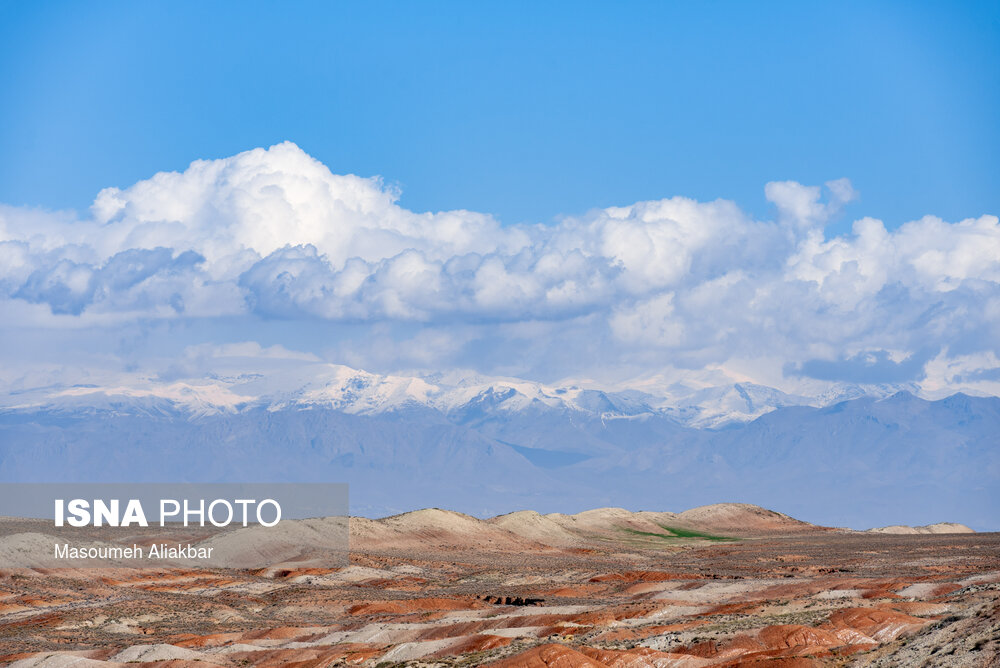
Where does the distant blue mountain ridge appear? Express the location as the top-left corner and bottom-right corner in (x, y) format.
(0, 386), (996, 531)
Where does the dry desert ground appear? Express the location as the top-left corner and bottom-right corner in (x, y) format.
(0, 504), (998, 667)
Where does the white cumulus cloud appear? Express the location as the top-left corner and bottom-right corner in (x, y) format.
(0, 142), (997, 395)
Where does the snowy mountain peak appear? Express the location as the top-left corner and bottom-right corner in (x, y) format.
(296, 364), (441, 414)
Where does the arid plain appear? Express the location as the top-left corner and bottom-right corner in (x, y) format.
(1, 504), (998, 667)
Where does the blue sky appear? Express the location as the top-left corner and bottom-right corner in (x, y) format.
(1, 1), (998, 231)
(0, 2), (999, 399)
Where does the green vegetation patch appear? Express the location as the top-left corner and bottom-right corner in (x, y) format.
(657, 524), (737, 541)
(619, 525), (737, 542)
(622, 528), (676, 539)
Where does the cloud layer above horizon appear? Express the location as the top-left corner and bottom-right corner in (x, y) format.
(1, 142), (998, 396)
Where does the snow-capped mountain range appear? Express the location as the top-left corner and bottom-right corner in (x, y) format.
(0, 362), (926, 428)
(1, 362), (998, 531)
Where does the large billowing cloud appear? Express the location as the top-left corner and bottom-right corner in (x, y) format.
(0, 142), (998, 395)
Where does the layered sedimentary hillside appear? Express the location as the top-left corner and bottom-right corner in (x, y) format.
(351, 503), (828, 556)
(2, 505), (996, 667)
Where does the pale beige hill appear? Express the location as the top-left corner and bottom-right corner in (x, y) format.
(194, 516), (349, 568)
(634, 510), (681, 525)
(673, 503), (819, 534)
(543, 507), (681, 537)
(111, 643), (217, 663)
(0, 533), (72, 568)
(922, 522), (975, 534)
(867, 522), (975, 535)
(487, 510), (583, 547)
(351, 508), (547, 552)
(490, 507), (694, 548)
(542, 507), (630, 533)
(347, 516), (383, 540)
(349, 504), (824, 553)
(379, 508), (493, 536)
